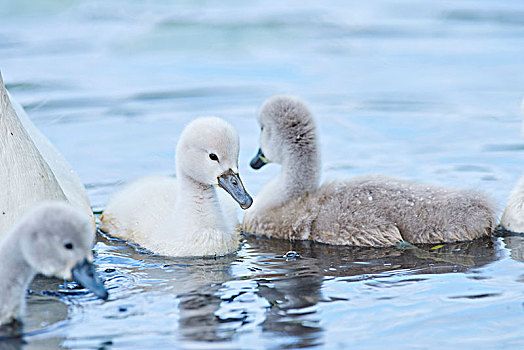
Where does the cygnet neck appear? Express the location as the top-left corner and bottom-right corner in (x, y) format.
(0, 233), (35, 324)
(252, 145), (320, 217)
(280, 143), (320, 199)
(172, 170), (229, 233)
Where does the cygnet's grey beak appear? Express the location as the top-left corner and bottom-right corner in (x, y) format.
(218, 169), (253, 209)
(250, 148), (269, 170)
(71, 259), (108, 300)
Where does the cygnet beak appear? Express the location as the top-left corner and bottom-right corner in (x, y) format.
(71, 259), (108, 300)
(250, 148), (269, 170)
(217, 169), (253, 209)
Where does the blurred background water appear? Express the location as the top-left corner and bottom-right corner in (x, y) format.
(0, 0), (523, 349)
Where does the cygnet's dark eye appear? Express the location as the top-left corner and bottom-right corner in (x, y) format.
(209, 153), (219, 161)
(64, 242), (74, 250)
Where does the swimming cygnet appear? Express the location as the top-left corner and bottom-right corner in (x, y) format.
(0, 201), (107, 326)
(100, 117), (253, 257)
(0, 72), (95, 238)
(500, 97), (524, 233)
(242, 96), (496, 246)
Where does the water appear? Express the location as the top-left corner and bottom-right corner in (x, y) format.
(1, 0), (523, 348)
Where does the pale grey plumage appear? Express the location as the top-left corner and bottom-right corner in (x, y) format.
(242, 96), (496, 246)
(0, 201), (106, 326)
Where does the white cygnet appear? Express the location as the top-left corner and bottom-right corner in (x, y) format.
(0, 72), (95, 238)
(100, 117), (252, 257)
(242, 96), (496, 246)
(0, 201), (107, 326)
(500, 97), (524, 233)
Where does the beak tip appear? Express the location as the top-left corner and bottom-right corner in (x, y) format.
(88, 283), (109, 301)
(71, 259), (109, 301)
(98, 290), (109, 300)
(240, 196), (253, 209)
(250, 149), (268, 170)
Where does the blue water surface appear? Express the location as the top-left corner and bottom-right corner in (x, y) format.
(0, 0), (523, 349)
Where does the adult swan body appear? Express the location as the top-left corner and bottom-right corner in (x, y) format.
(0, 72), (94, 238)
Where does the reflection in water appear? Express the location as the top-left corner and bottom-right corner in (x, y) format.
(3, 227), (512, 349)
(247, 235), (497, 277)
(178, 285), (227, 342)
(258, 274), (323, 348)
(94, 232), (498, 348)
(505, 236), (524, 262)
(0, 277), (69, 350)
(96, 231), (236, 294)
(496, 230), (524, 262)
(210, 235), (499, 348)
(96, 231), (238, 344)
(0, 320), (23, 350)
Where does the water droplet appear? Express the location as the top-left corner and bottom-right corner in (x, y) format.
(283, 251), (300, 259)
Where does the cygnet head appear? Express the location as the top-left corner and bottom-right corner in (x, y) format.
(175, 117), (253, 209)
(15, 201), (108, 299)
(250, 95), (317, 169)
